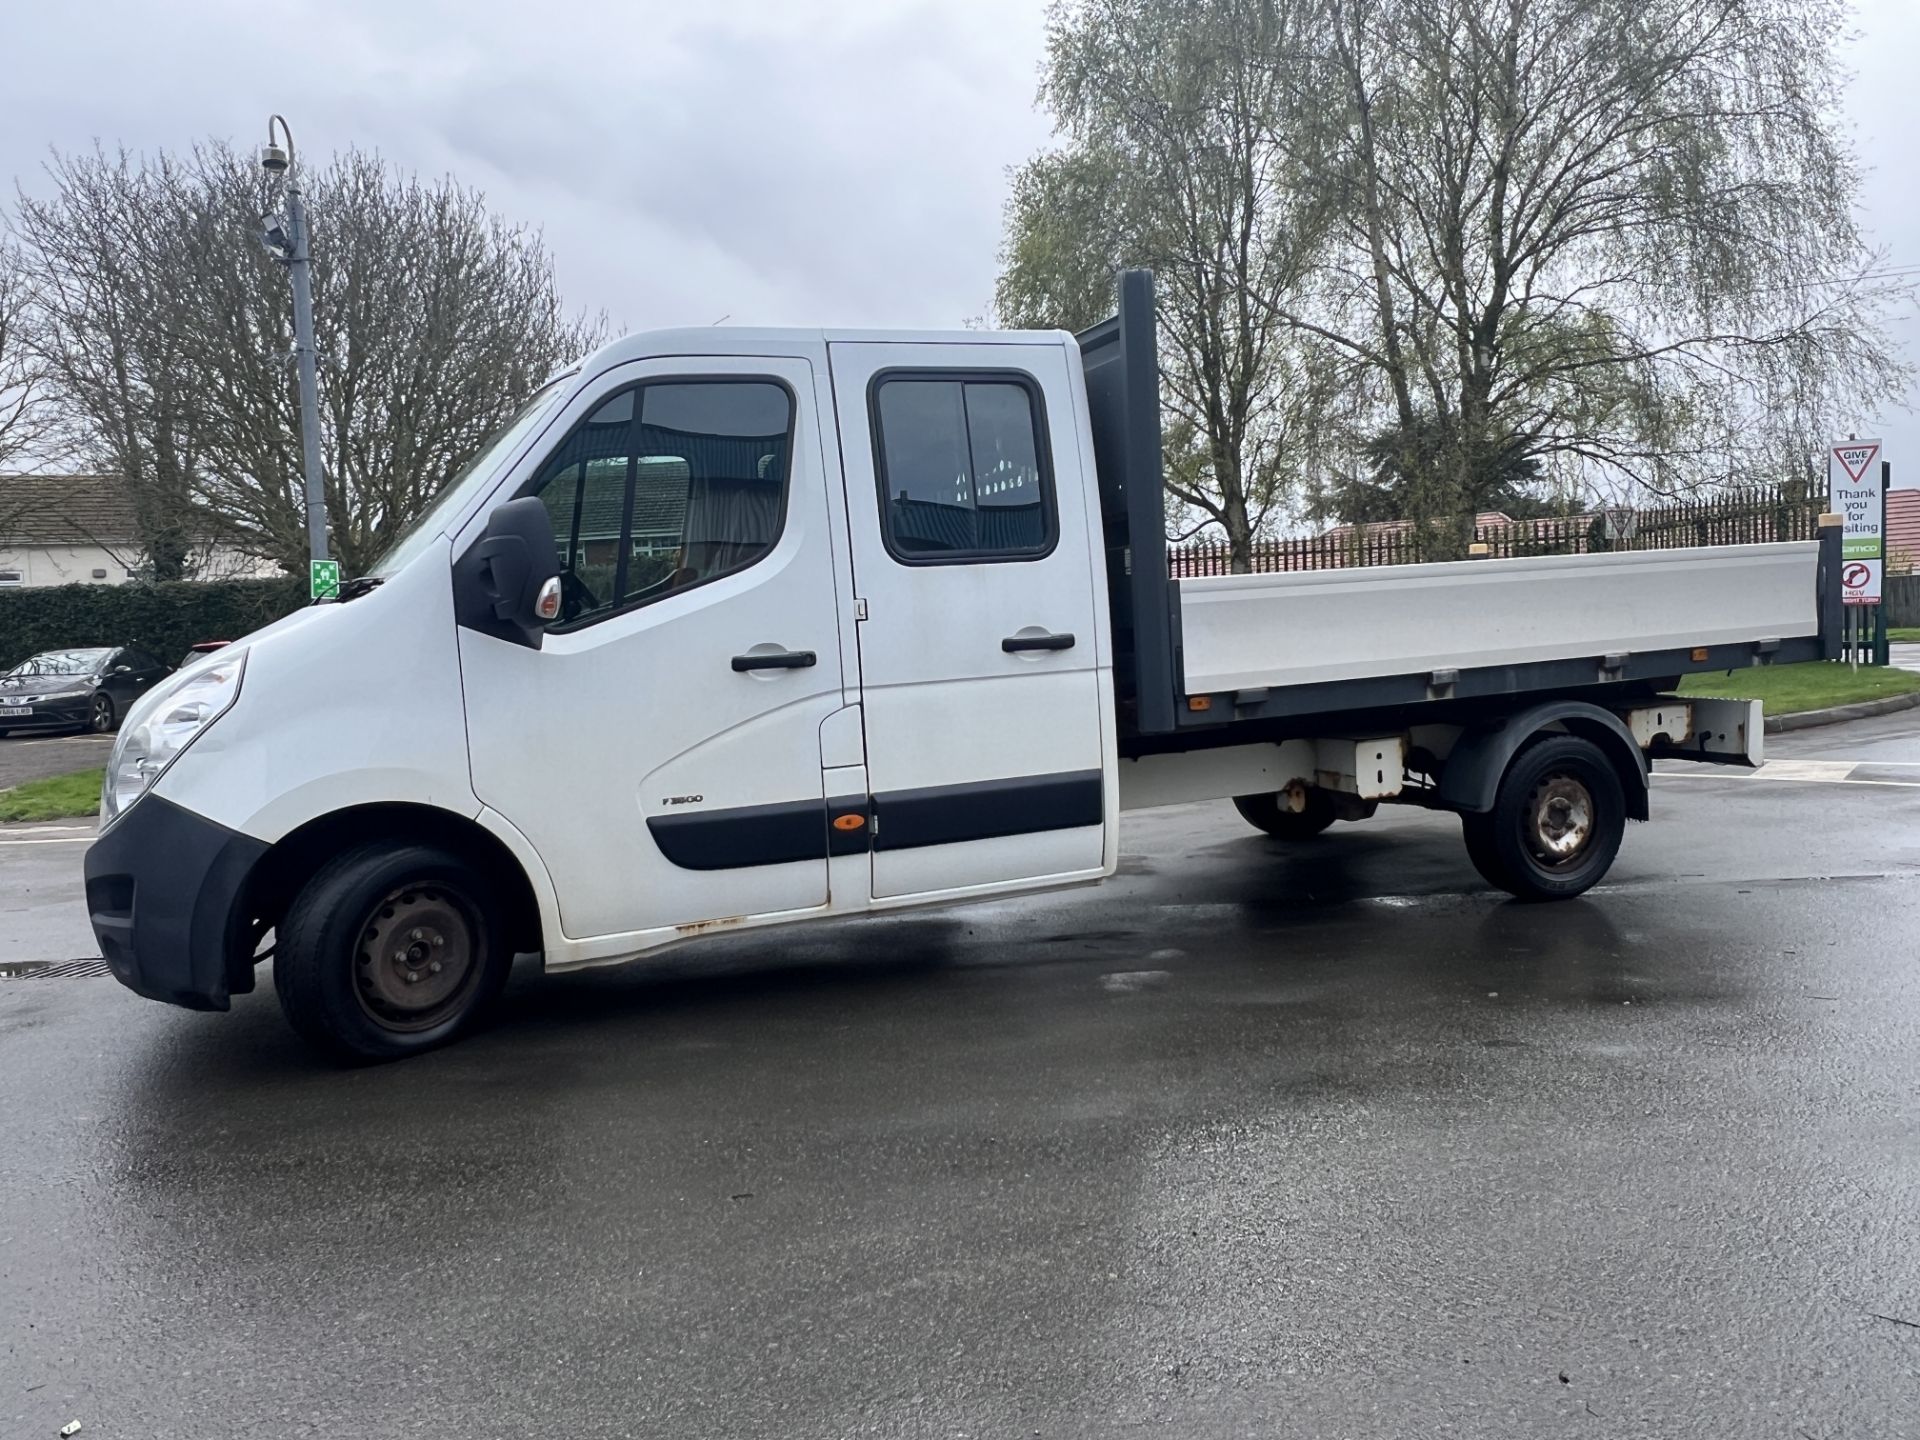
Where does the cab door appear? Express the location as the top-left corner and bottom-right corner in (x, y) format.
(458, 355), (850, 941)
(828, 340), (1113, 901)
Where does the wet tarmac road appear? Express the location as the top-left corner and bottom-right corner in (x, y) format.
(3, 716), (1919, 1438)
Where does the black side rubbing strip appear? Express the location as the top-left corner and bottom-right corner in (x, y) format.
(647, 800), (827, 871)
(647, 773), (1104, 870)
(872, 770), (1103, 852)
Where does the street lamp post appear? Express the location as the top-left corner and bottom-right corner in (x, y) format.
(261, 115), (329, 574)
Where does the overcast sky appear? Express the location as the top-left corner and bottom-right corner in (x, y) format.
(2, 0), (1914, 487)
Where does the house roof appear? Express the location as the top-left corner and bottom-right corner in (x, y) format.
(1888, 488), (1919, 565)
(0, 475), (141, 546)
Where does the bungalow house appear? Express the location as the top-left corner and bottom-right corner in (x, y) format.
(0, 474), (274, 587)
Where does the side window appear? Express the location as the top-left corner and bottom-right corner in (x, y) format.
(524, 380), (793, 627)
(872, 373), (1054, 562)
(123, 649), (162, 671)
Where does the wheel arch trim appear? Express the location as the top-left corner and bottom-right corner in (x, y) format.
(1438, 700), (1650, 821)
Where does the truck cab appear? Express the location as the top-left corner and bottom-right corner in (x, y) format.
(85, 275), (1842, 1059)
(86, 323), (1131, 1056)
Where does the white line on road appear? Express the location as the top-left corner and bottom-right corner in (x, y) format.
(1658, 772), (1920, 790)
(0, 836), (92, 846)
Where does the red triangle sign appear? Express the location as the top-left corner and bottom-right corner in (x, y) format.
(1832, 442), (1881, 484)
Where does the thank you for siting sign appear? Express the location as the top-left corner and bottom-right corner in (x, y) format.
(1830, 439), (1883, 606)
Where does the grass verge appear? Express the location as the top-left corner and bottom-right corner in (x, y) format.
(0, 767), (104, 822)
(1680, 661), (1920, 716)
(1890, 628), (1920, 644)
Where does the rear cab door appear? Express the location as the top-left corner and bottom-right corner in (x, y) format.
(827, 336), (1117, 902)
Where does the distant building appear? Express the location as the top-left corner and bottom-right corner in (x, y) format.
(0, 475), (276, 588)
(1888, 488), (1918, 575)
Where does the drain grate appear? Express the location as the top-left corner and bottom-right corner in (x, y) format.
(0, 958), (114, 980)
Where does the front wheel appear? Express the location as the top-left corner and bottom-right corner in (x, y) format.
(87, 693), (116, 734)
(274, 842), (513, 1061)
(1461, 734), (1626, 901)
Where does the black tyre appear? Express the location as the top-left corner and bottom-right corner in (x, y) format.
(87, 693), (116, 734)
(274, 842), (512, 1061)
(1233, 787), (1337, 840)
(1460, 734), (1626, 901)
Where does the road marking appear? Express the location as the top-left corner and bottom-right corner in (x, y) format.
(0, 836), (92, 846)
(1658, 772), (1920, 790)
(1756, 759), (1859, 781)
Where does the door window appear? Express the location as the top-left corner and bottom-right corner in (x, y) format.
(871, 373), (1055, 562)
(524, 380), (793, 628)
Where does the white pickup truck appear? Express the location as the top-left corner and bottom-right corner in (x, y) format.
(85, 272), (1842, 1059)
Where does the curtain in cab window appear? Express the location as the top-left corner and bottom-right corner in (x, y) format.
(529, 381), (792, 626)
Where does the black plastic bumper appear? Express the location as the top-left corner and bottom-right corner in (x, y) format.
(84, 795), (269, 1011)
(0, 697), (91, 731)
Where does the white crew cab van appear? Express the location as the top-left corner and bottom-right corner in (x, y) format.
(85, 274), (1842, 1059)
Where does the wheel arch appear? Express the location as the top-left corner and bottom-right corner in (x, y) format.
(241, 803), (544, 990)
(1437, 700), (1650, 822)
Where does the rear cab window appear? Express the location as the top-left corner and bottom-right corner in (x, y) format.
(870, 372), (1056, 563)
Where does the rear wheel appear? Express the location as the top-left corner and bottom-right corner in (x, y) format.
(274, 842), (513, 1061)
(1233, 787), (1337, 840)
(1461, 734), (1626, 901)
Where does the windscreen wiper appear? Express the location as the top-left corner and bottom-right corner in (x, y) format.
(332, 575), (385, 603)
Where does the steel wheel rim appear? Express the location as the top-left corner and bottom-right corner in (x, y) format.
(353, 883), (483, 1032)
(1526, 774), (1594, 868)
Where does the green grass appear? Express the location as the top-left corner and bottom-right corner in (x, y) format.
(1680, 661), (1920, 715)
(0, 767), (103, 822)
(1890, 628), (1920, 644)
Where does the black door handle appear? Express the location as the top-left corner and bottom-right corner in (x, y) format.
(1002, 632), (1076, 653)
(732, 650), (817, 672)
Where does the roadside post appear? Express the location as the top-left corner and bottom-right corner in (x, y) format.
(260, 115), (329, 573)
(1830, 438), (1883, 667)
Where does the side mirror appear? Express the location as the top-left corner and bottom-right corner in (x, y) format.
(453, 496), (562, 649)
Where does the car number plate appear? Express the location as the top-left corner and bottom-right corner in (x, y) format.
(2, 706), (31, 716)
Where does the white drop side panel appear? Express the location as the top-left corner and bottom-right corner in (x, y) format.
(1177, 541), (1820, 695)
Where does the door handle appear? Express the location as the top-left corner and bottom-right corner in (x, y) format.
(1002, 632), (1076, 653)
(731, 649), (817, 672)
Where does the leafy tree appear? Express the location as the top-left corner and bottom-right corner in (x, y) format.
(13, 145), (602, 576)
(997, 0), (1341, 571)
(1273, 0), (1908, 554)
(1002, 0), (1908, 563)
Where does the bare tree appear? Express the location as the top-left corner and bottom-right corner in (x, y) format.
(997, 0), (1344, 571)
(14, 144), (603, 576)
(0, 237), (56, 482)
(1278, 0), (1910, 551)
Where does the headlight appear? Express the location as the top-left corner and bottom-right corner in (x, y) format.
(101, 650), (247, 828)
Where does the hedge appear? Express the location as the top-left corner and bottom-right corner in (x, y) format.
(0, 578), (310, 670)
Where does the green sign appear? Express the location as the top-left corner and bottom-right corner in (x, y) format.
(310, 558), (341, 599)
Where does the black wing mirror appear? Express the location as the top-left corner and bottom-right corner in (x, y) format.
(454, 497), (563, 649)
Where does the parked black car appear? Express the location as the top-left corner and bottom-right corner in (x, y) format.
(0, 647), (173, 737)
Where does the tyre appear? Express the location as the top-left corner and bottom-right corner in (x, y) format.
(1233, 787), (1337, 840)
(1460, 734), (1627, 901)
(88, 693), (116, 734)
(274, 842), (513, 1061)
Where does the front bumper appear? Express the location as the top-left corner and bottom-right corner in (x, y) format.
(84, 796), (269, 1011)
(0, 695), (92, 731)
